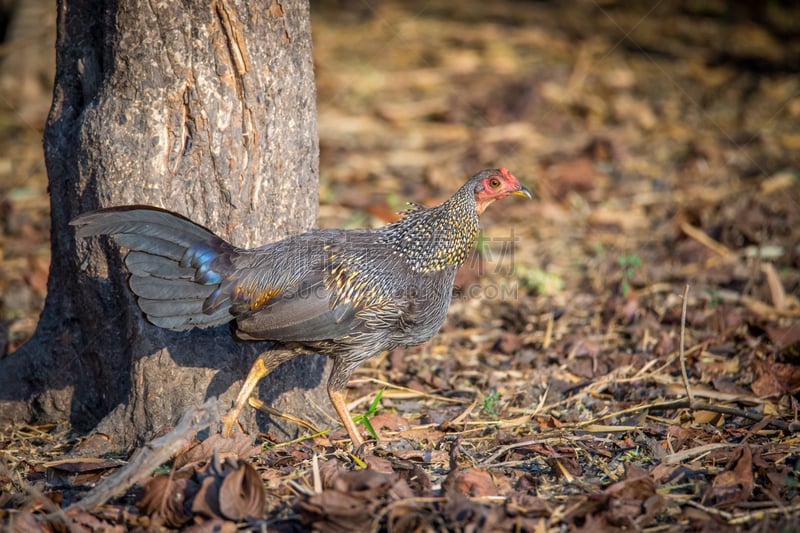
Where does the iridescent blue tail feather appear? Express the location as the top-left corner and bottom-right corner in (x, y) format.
(71, 207), (235, 331)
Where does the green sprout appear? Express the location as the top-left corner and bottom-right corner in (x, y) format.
(617, 254), (642, 297)
(705, 287), (721, 308)
(482, 390), (502, 418)
(516, 265), (564, 295)
(352, 387), (385, 441)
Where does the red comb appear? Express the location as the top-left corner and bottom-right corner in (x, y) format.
(498, 167), (516, 180)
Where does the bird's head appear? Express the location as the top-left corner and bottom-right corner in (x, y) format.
(472, 168), (531, 214)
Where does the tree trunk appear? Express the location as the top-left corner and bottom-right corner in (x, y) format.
(0, 0), (328, 448)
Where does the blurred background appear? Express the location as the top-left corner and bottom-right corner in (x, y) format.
(1, 0), (799, 358)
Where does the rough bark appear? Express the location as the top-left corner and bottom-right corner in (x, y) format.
(0, 0), (329, 447)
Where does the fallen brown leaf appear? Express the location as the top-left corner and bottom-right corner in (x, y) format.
(751, 361), (800, 396)
(183, 517), (238, 533)
(173, 432), (258, 471)
(43, 457), (124, 486)
(192, 456), (266, 521)
(443, 494), (504, 531)
(6, 510), (49, 533)
(704, 445), (754, 507)
(218, 459), (266, 521)
(443, 467), (498, 497)
(296, 459), (415, 533)
(137, 473), (199, 529)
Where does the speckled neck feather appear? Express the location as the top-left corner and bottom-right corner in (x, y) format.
(381, 180), (480, 273)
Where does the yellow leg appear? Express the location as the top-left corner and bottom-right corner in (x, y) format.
(221, 353), (269, 436)
(328, 385), (364, 448)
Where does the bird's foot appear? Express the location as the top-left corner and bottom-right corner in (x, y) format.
(220, 411), (241, 437)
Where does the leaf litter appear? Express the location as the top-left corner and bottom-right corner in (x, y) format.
(2, 0), (800, 531)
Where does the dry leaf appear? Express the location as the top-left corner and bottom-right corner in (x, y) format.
(7, 511), (48, 533)
(751, 361), (800, 396)
(183, 517), (238, 533)
(704, 445), (754, 506)
(218, 460), (266, 520)
(192, 474), (223, 519)
(137, 474), (199, 529)
(173, 433), (258, 471)
(443, 467), (498, 497)
(44, 457), (124, 486)
(605, 464), (655, 500)
(296, 459), (415, 533)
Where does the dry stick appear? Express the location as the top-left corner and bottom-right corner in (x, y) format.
(684, 499), (734, 521)
(679, 284), (695, 409)
(248, 396), (321, 433)
(312, 453), (322, 494)
(761, 262), (787, 310)
(727, 502), (800, 525)
(579, 398), (790, 432)
(542, 312), (554, 349)
(662, 442), (737, 465)
(17, 480), (85, 533)
(481, 398), (791, 467)
(361, 377), (468, 405)
(479, 434), (584, 466)
(67, 398), (221, 512)
(680, 222), (736, 260)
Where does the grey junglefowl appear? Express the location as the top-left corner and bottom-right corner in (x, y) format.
(71, 168), (531, 447)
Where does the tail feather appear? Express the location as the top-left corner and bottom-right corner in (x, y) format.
(72, 208), (215, 245)
(114, 234), (188, 261)
(125, 251), (195, 279)
(138, 297), (211, 317)
(148, 306), (233, 331)
(71, 207), (236, 331)
(128, 276), (217, 300)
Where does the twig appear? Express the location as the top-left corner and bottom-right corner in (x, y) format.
(684, 499), (734, 521)
(17, 481), (84, 533)
(312, 453), (322, 493)
(679, 222), (736, 260)
(248, 396), (321, 433)
(479, 436), (562, 466)
(662, 442), (737, 464)
(448, 399), (479, 425)
(352, 377), (469, 406)
(267, 428), (331, 448)
(578, 399), (790, 433)
(760, 262), (787, 310)
(679, 284), (695, 409)
(634, 342), (707, 381)
(530, 384), (549, 418)
(67, 398), (221, 511)
(286, 478), (315, 497)
(727, 502), (800, 525)
(542, 312), (554, 349)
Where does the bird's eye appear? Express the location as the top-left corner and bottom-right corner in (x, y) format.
(489, 177), (501, 189)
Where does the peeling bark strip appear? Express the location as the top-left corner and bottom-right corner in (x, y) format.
(213, 0), (256, 159)
(0, 0), (322, 448)
(269, 0), (291, 42)
(214, 0), (252, 75)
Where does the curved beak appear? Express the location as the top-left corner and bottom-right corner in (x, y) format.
(511, 184), (532, 199)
